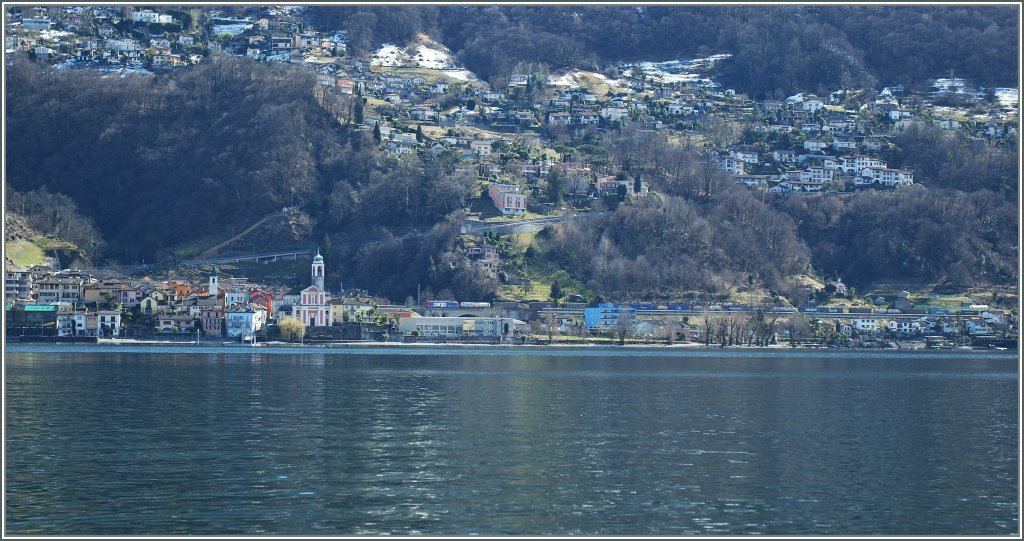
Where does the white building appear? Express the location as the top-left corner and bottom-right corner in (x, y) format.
(5, 266), (33, 302)
(21, 18), (52, 32)
(861, 167), (914, 187)
(802, 98), (825, 113)
(470, 140), (493, 157)
(965, 319), (992, 335)
(55, 310), (121, 337)
(226, 303), (268, 339)
(887, 320), (921, 335)
(131, 10), (173, 24)
(104, 38), (140, 52)
(57, 312), (86, 337)
(224, 286), (249, 308)
(398, 315), (526, 339)
(716, 155), (745, 176)
(803, 139), (827, 152)
(852, 318), (878, 333)
(96, 310), (121, 337)
(600, 106), (629, 122)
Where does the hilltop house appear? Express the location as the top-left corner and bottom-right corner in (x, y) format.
(488, 183), (527, 216)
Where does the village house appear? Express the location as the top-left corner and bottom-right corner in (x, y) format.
(772, 149), (798, 164)
(716, 155), (745, 176)
(861, 167), (914, 187)
(965, 318), (992, 335)
(735, 174), (769, 188)
(802, 97), (825, 113)
(96, 310), (122, 336)
(119, 285), (143, 308)
(861, 138), (884, 152)
(131, 10), (173, 24)
(600, 106), (629, 122)
(34, 275), (85, 305)
(488, 182), (527, 216)
(887, 319), (921, 335)
(803, 139), (827, 152)
(225, 303), (267, 339)
(852, 318), (878, 333)
(468, 243), (501, 279)
(5, 266), (33, 302)
(761, 99), (784, 113)
(56, 310), (85, 337)
(832, 138), (858, 152)
(156, 314), (197, 333)
(139, 289), (170, 315)
(199, 299), (224, 337)
(81, 279), (124, 307)
(470, 140), (493, 158)
(249, 290), (274, 318)
(729, 145), (760, 165)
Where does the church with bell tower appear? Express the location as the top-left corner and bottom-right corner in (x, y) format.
(291, 247), (333, 328)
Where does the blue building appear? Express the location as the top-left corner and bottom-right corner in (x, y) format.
(583, 304), (636, 330)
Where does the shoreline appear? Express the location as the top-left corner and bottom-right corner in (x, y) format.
(3, 337), (1013, 353)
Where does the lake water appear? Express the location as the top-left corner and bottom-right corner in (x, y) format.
(5, 345), (1019, 536)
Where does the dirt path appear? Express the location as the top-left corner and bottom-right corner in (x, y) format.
(197, 212), (284, 258)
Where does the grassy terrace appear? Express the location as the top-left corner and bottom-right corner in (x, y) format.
(466, 196), (546, 222)
(5, 239), (47, 268)
(5, 235), (83, 268)
(375, 66), (468, 84)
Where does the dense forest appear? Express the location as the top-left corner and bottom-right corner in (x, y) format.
(5, 5), (1020, 302)
(310, 5), (1018, 98)
(6, 56), (476, 266)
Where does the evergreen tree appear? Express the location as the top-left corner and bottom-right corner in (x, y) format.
(372, 123), (382, 143)
(550, 282), (563, 302)
(321, 233), (332, 256)
(546, 167), (565, 205)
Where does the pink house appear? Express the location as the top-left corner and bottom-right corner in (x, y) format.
(488, 183), (527, 216)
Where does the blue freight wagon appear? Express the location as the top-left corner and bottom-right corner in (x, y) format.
(424, 300), (460, 309)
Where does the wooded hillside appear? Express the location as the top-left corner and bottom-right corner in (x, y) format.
(311, 5), (1018, 97)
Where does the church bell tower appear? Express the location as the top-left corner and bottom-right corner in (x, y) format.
(312, 248), (325, 291)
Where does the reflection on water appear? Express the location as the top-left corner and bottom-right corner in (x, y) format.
(5, 349), (1018, 535)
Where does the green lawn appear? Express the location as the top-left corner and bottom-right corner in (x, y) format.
(480, 210), (546, 223)
(377, 66), (459, 83)
(5, 239), (47, 268)
(467, 197), (548, 223)
(498, 280), (551, 302)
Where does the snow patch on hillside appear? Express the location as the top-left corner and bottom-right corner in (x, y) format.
(621, 53), (731, 86)
(371, 44), (408, 67)
(994, 87), (1018, 108)
(371, 42), (479, 81)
